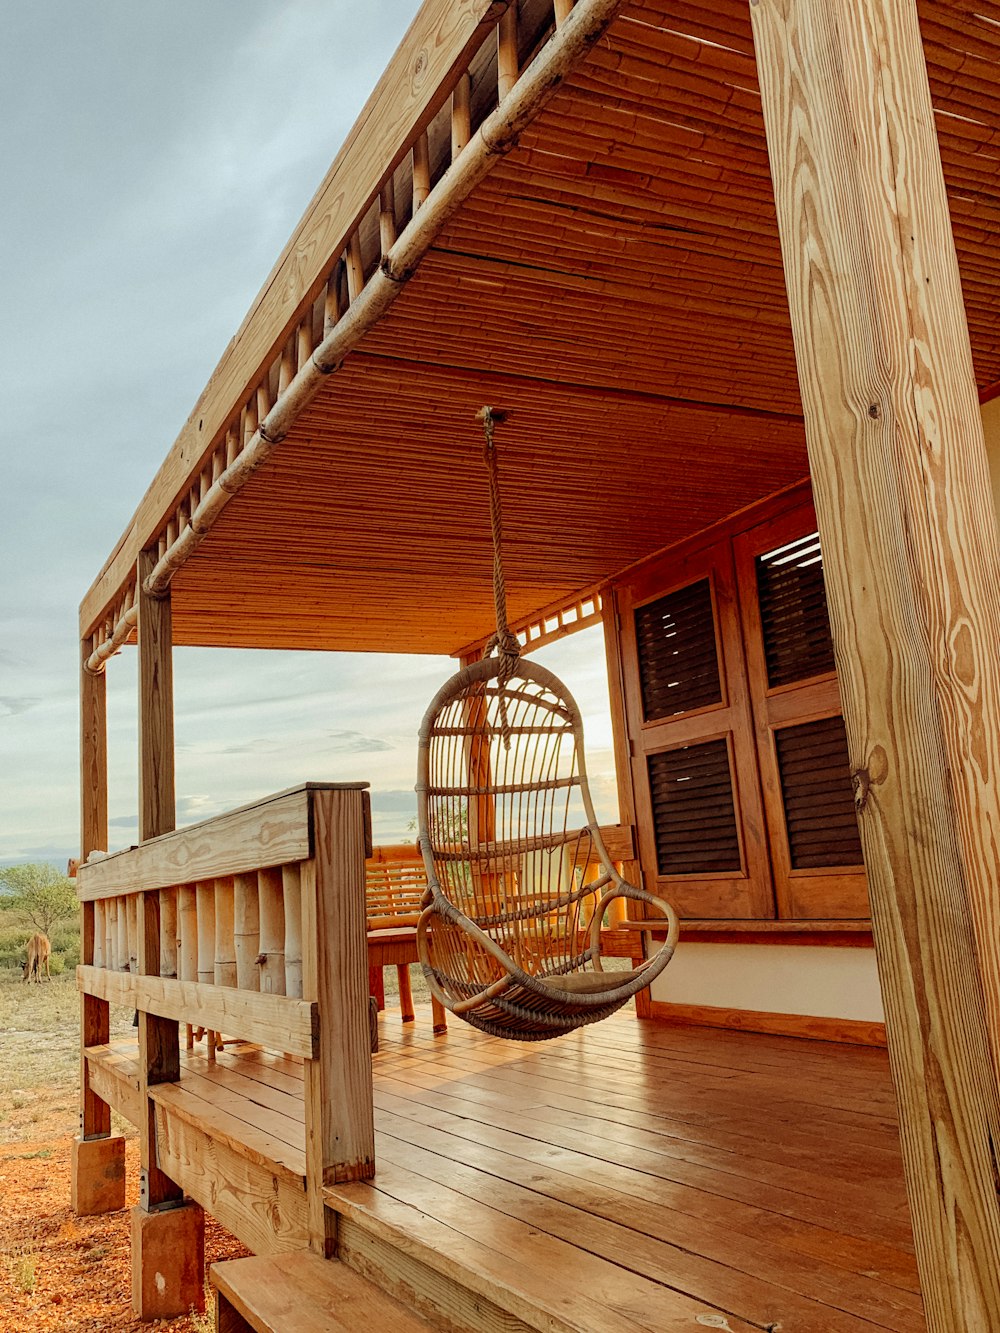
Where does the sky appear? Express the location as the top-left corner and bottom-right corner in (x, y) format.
(0, 2), (618, 869)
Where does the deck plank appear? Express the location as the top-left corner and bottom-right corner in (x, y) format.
(98, 1007), (925, 1331)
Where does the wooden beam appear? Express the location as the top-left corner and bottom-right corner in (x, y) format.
(137, 548), (175, 842)
(78, 965), (319, 1060)
(76, 784), (320, 900)
(750, 1), (1000, 1327)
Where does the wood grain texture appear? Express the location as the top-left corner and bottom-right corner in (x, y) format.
(76, 784), (328, 899)
(210, 1252), (434, 1333)
(137, 548), (175, 842)
(79, 637), (107, 859)
(646, 1000), (887, 1047)
(77, 965), (318, 1058)
(751, 0), (1000, 1326)
(302, 788), (375, 1256)
(154, 1105), (310, 1256)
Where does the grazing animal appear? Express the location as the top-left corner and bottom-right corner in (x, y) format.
(22, 932), (52, 983)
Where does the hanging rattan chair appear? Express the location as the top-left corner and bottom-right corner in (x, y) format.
(415, 409), (678, 1041)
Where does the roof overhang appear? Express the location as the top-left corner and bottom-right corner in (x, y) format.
(80, 0), (1000, 660)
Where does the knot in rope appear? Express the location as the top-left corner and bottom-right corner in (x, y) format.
(477, 405), (520, 747)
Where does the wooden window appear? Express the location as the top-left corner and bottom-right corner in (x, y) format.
(773, 718), (863, 870)
(635, 579), (722, 720)
(612, 484), (868, 922)
(735, 497), (868, 920)
(615, 537), (774, 919)
(647, 741), (742, 876)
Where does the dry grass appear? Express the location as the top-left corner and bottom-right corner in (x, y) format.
(0, 971), (135, 1146)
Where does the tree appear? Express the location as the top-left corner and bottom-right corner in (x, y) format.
(0, 862), (78, 937)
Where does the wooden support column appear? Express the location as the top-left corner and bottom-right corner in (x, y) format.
(131, 548), (202, 1318)
(137, 547), (175, 843)
(73, 636), (124, 1215)
(751, 2), (1000, 1327)
(301, 786), (375, 1258)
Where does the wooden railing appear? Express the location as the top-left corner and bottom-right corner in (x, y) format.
(77, 782), (373, 1250)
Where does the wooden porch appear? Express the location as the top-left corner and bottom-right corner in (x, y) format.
(87, 1006), (923, 1333)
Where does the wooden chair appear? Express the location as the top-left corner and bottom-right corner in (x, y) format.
(366, 844), (447, 1033)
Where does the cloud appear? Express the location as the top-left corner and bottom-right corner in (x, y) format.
(0, 696), (40, 717)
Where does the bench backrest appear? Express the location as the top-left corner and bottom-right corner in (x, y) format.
(365, 844), (427, 932)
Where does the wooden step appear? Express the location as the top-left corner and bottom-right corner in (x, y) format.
(324, 1175), (676, 1333)
(211, 1250), (433, 1333)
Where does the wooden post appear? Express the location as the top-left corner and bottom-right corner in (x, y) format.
(301, 786), (374, 1258)
(137, 548), (175, 843)
(78, 636), (112, 1144)
(131, 550), (202, 1319)
(751, 2), (1000, 1326)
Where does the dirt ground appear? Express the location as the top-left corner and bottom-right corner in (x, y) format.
(0, 972), (249, 1330)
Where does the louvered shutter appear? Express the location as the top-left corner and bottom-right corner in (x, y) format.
(615, 537), (775, 920)
(647, 741), (742, 876)
(735, 497), (869, 920)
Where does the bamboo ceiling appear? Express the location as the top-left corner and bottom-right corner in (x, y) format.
(88, 0), (1000, 657)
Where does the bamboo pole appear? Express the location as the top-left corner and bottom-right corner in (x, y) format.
(282, 863), (303, 999)
(195, 881), (217, 1058)
(214, 877), (237, 988)
(412, 132), (430, 211)
(195, 882), (215, 987)
(91, 0), (624, 630)
(234, 872), (260, 992)
(158, 888), (178, 978)
(128, 893), (139, 972)
(92, 901), (106, 970)
(106, 899), (118, 972)
(497, 8), (519, 101)
(346, 233), (364, 305)
(116, 897), (128, 972)
(452, 73), (472, 159)
(177, 884), (197, 1050)
(257, 867), (286, 995)
(379, 181), (397, 258)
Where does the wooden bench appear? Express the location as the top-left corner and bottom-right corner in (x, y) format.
(212, 1250), (432, 1332)
(365, 844), (447, 1033)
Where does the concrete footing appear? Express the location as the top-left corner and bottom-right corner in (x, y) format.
(71, 1134), (126, 1215)
(131, 1199), (205, 1320)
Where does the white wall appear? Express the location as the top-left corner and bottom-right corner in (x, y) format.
(650, 942), (885, 1022)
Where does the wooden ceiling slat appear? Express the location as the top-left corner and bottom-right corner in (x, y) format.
(102, 0), (1000, 654)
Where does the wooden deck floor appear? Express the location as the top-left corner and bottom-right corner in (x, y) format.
(91, 1007), (925, 1332)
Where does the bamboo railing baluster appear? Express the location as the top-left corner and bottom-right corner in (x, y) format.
(282, 864), (303, 999)
(159, 887), (178, 978)
(234, 873), (260, 992)
(214, 877), (237, 988)
(257, 868), (286, 995)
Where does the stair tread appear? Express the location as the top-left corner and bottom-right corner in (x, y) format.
(211, 1250), (433, 1332)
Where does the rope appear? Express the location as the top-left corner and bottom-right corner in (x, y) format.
(477, 405), (520, 746)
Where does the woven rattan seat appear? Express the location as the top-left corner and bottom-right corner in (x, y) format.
(416, 656), (678, 1040)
